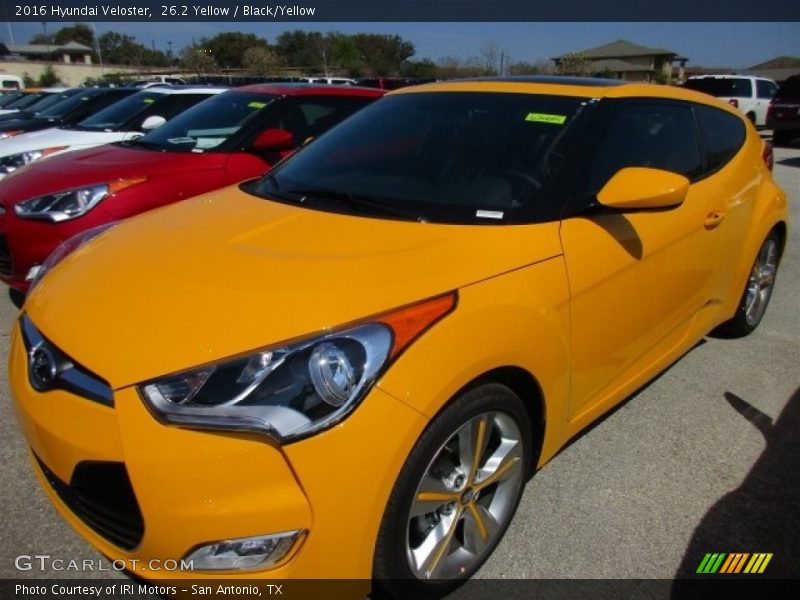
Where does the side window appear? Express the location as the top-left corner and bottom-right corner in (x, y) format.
(143, 94), (210, 126)
(695, 105), (746, 174)
(76, 92), (129, 117)
(756, 80), (777, 99)
(270, 97), (374, 146)
(731, 78), (753, 98)
(583, 101), (703, 196)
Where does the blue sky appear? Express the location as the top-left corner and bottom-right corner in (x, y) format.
(2, 22), (799, 67)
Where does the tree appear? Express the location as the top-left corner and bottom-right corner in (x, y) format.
(197, 32), (269, 69)
(554, 52), (591, 76)
(53, 24), (94, 47)
(98, 32), (168, 67)
(327, 33), (364, 76)
(29, 24), (94, 48)
(351, 34), (415, 76)
(29, 33), (51, 44)
(242, 47), (284, 76)
(401, 59), (437, 78)
(480, 41), (500, 76)
(38, 65), (60, 86)
(508, 60), (552, 76)
(180, 45), (217, 74)
(275, 30), (324, 68)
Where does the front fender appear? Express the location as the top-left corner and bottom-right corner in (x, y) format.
(377, 256), (572, 468)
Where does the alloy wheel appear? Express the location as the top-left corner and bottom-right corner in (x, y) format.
(405, 411), (524, 580)
(745, 237), (778, 327)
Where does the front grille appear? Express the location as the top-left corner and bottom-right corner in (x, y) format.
(20, 315), (114, 406)
(35, 455), (145, 551)
(0, 234), (12, 277)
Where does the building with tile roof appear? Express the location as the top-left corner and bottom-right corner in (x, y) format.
(553, 39), (688, 83)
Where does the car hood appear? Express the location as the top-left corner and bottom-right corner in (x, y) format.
(25, 188), (562, 389)
(0, 144), (226, 204)
(0, 116), (53, 134)
(0, 127), (131, 158)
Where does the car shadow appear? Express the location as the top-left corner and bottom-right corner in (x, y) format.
(587, 212), (643, 260)
(670, 388), (800, 597)
(776, 156), (800, 169)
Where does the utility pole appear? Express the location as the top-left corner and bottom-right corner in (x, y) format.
(90, 23), (104, 75)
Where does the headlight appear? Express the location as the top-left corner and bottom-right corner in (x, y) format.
(14, 178), (146, 222)
(140, 293), (457, 442)
(28, 221), (118, 291)
(0, 146), (68, 174)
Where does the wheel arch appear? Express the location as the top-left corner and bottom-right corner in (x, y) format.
(463, 366), (546, 475)
(773, 220), (788, 263)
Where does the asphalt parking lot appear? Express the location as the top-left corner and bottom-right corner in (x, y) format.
(0, 144), (798, 589)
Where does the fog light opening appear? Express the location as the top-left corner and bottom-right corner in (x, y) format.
(184, 530), (302, 571)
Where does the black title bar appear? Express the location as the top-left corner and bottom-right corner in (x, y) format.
(1, 0), (799, 22)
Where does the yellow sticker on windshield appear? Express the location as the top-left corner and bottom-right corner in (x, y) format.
(143, 98), (155, 104)
(525, 113), (567, 125)
(81, 96), (90, 101)
(248, 101), (266, 109)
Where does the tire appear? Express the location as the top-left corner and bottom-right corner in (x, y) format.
(746, 112), (756, 126)
(372, 383), (532, 600)
(716, 230), (780, 338)
(8, 287), (25, 310)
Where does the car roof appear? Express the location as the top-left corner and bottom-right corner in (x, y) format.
(389, 76), (746, 116)
(688, 74), (775, 82)
(233, 83), (384, 98)
(141, 86), (229, 95)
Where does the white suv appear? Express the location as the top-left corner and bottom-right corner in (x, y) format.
(684, 75), (778, 127)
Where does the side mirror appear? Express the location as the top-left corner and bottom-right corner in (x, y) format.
(597, 167), (689, 210)
(141, 115), (166, 131)
(253, 128), (295, 152)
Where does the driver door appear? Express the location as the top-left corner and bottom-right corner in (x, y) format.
(562, 99), (720, 423)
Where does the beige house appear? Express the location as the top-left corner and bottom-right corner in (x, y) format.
(0, 42), (94, 65)
(553, 39), (688, 83)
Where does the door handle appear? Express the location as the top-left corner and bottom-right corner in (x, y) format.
(704, 211), (726, 229)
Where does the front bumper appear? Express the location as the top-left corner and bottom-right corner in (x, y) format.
(9, 319), (428, 581)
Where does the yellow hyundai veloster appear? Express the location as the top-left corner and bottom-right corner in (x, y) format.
(9, 78), (787, 598)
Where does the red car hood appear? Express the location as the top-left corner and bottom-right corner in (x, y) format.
(1, 144), (227, 206)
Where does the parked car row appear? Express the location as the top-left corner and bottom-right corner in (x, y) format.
(684, 73), (800, 146)
(5, 77), (788, 599)
(767, 74), (800, 146)
(0, 83), (384, 302)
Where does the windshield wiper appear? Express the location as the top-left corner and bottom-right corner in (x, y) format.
(120, 139), (167, 151)
(284, 188), (426, 221)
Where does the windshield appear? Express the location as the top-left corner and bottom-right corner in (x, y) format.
(776, 77), (800, 99)
(4, 91), (50, 111)
(32, 89), (85, 117)
(76, 91), (162, 131)
(246, 92), (587, 224)
(685, 78), (752, 98)
(0, 91), (26, 108)
(134, 92), (276, 152)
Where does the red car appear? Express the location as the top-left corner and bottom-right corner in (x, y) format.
(0, 84), (383, 300)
